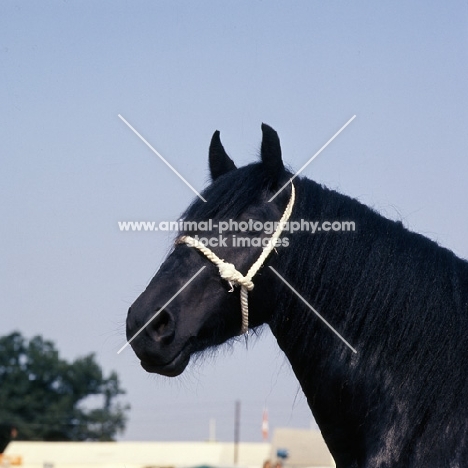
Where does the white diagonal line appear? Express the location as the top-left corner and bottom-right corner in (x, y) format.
(268, 266), (357, 353)
(118, 114), (207, 202)
(117, 266), (206, 354)
(268, 115), (356, 202)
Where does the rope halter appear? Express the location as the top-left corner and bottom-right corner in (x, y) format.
(176, 183), (295, 335)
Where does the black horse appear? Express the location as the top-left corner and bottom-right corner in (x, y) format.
(127, 124), (468, 467)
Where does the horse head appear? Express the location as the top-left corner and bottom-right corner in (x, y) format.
(126, 124), (294, 376)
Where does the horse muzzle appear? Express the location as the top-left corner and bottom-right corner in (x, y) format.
(126, 305), (192, 377)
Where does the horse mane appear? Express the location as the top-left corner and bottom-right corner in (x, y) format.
(278, 173), (468, 350)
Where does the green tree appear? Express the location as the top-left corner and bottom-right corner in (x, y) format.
(0, 332), (129, 441)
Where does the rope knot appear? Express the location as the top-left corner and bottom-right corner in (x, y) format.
(218, 263), (254, 291)
(218, 262), (237, 280)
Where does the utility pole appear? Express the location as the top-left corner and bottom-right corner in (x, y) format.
(234, 400), (241, 465)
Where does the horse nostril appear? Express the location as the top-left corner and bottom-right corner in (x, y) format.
(146, 309), (175, 344)
(154, 311), (169, 334)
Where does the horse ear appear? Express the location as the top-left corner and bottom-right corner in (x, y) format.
(261, 123), (284, 182)
(209, 130), (237, 181)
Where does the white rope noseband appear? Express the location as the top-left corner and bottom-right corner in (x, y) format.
(176, 183), (295, 335)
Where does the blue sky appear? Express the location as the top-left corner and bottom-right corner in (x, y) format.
(1, 1), (467, 442)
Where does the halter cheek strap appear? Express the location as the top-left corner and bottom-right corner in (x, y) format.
(176, 183), (295, 335)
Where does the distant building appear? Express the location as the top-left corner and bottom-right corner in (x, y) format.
(3, 440), (269, 468)
(2, 429), (335, 468)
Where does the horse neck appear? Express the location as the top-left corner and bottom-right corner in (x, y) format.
(263, 178), (468, 465)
